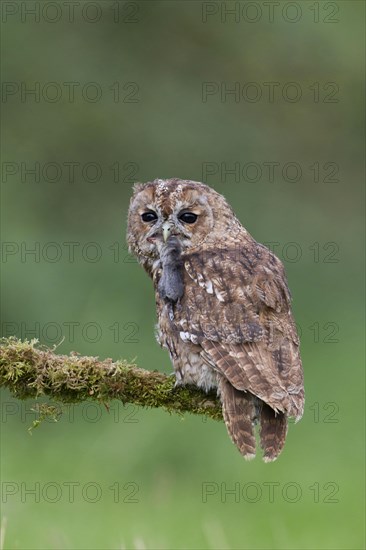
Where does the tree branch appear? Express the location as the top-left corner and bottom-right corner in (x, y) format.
(0, 337), (222, 422)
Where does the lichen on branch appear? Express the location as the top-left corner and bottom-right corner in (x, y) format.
(0, 337), (223, 422)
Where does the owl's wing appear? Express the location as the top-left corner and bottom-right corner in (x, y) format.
(179, 243), (304, 420)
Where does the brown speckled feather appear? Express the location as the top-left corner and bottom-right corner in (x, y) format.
(218, 375), (257, 460)
(179, 246), (304, 417)
(260, 403), (288, 462)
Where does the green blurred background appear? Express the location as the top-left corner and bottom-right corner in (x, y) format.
(1, 1), (364, 548)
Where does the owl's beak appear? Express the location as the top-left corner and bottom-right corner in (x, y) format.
(162, 222), (172, 242)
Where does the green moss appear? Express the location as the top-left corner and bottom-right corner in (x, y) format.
(28, 403), (62, 433)
(0, 337), (223, 425)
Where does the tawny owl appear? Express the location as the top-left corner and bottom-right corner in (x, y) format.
(127, 178), (304, 461)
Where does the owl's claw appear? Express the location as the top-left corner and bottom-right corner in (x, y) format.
(170, 373), (183, 389)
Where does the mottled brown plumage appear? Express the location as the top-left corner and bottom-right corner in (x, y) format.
(127, 178), (304, 461)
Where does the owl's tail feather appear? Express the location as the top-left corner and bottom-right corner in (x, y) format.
(259, 403), (288, 462)
(218, 377), (257, 460)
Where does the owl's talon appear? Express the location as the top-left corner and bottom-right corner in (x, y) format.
(173, 378), (182, 389)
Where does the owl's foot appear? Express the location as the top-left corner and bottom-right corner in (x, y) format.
(171, 372), (185, 388)
(173, 377), (183, 389)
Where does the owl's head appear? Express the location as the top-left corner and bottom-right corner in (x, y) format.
(127, 178), (242, 263)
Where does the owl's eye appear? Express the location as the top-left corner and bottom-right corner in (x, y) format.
(141, 211), (158, 223)
(179, 212), (198, 224)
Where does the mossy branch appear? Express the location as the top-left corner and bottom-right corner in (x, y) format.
(0, 337), (223, 422)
